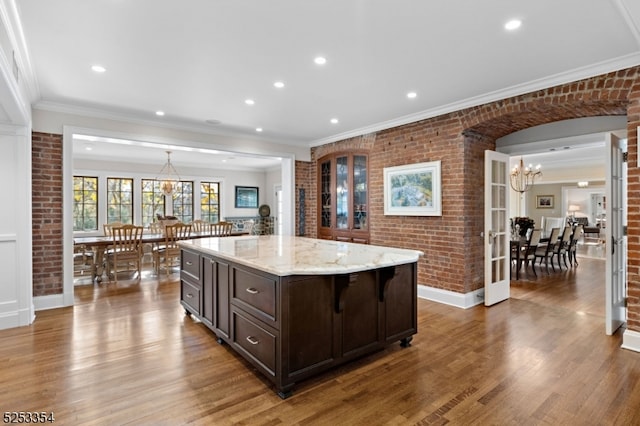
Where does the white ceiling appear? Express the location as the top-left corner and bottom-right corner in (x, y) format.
(12, 0), (640, 169)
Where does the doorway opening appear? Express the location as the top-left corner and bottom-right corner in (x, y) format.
(495, 117), (627, 334)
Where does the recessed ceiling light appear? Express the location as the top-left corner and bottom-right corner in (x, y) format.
(407, 92), (417, 99)
(256, 127), (263, 132)
(330, 118), (339, 124)
(505, 19), (521, 30)
(314, 56), (327, 65)
(91, 65), (106, 73)
(155, 111), (165, 116)
(273, 81), (285, 88)
(245, 99), (255, 105)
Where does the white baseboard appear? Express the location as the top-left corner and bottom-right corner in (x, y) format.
(34, 294), (67, 311)
(622, 329), (640, 353)
(0, 305), (35, 330)
(417, 285), (484, 309)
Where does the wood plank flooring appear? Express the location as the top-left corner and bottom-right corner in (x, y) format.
(3, 252), (640, 425)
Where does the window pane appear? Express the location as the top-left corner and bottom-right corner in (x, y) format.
(73, 176), (98, 231)
(107, 178), (133, 224)
(200, 181), (220, 223)
(141, 179), (165, 227)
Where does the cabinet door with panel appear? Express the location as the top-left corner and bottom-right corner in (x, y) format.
(180, 249), (201, 316)
(317, 152), (369, 243)
(202, 255), (231, 340)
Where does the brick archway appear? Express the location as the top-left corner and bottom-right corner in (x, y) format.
(460, 68), (633, 140)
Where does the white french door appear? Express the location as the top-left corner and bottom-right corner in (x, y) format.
(605, 132), (626, 335)
(484, 150), (511, 306)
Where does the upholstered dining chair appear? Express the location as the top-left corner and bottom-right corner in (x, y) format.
(519, 228), (542, 277)
(551, 226), (573, 271)
(153, 223), (192, 275)
(568, 224), (584, 267)
(534, 227), (559, 274)
(106, 224), (144, 283)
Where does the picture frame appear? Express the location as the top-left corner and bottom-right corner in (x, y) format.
(536, 195), (554, 209)
(235, 186), (259, 208)
(383, 160), (441, 216)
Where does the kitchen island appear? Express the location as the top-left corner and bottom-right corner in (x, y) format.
(178, 235), (423, 398)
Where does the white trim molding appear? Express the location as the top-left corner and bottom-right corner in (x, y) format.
(622, 329), (640, 353)
(418, 285), (484, 309)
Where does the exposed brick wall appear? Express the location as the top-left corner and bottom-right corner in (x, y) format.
(306, 67), (640, 304)
(626, 76), (640, 331)
(295, 160), (314, 236)
(32, 132), (64, 296)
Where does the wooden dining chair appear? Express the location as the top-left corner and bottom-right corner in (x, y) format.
(148, 221), (164, 234)
(191, 219), (211, 234)
(106, 224), (144, 283)
(103, 221), (124, 236)
(211, 221), (233, 237)
(534, 227), (559, 274)
(153, 223), (192, 275)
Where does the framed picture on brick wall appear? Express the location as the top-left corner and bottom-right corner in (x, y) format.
(383, 160), (441, 216)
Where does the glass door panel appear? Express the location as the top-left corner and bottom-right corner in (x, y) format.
(336, 156), (348, 229)
(321, 160), (332, 228)
(352, 155), (367, 230)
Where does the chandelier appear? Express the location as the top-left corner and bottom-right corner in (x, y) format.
(510, 157), (541, 193)
(156, 151), (181, 196)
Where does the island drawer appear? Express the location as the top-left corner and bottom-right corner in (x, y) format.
(232, 309), (276, 375)
(181, 280), (200, 315)
(232, 267), (277, 321)
(181, 249), (200, 280)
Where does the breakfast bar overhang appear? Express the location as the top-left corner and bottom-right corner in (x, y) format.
(178, 235), (423, 398)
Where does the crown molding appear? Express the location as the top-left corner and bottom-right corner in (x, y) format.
(309, 53), (640, 148)
(0, 0), (39, 102)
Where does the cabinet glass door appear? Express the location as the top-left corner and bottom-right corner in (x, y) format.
(320, 160), (332, 228)
(336, 156), (349, 229)
(352, 155), (367, 230)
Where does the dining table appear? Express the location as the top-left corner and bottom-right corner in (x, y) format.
(74, 230), (248, 282)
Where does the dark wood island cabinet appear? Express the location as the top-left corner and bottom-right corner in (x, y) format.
(179, 236), (422, 398)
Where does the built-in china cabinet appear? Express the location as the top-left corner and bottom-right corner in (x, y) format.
(317, 152), (369, 244)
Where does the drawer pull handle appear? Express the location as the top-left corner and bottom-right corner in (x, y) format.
(186, 293), (194, 298)
(246, 336), (259, 345)
(246, 288), (259, 294)
(186, 261), (193, 266)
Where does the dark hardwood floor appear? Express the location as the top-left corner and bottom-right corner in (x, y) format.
(2, 247), (640, 425)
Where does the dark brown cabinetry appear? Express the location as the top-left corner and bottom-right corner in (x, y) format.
(181, 248), (417, 398)
(180, 249), (230, 342)
(318, 152), (369, 243)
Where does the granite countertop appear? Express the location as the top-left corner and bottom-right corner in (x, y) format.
(179, 235), (423, 276)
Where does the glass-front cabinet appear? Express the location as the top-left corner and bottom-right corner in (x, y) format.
(318, 152), (369, 244)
